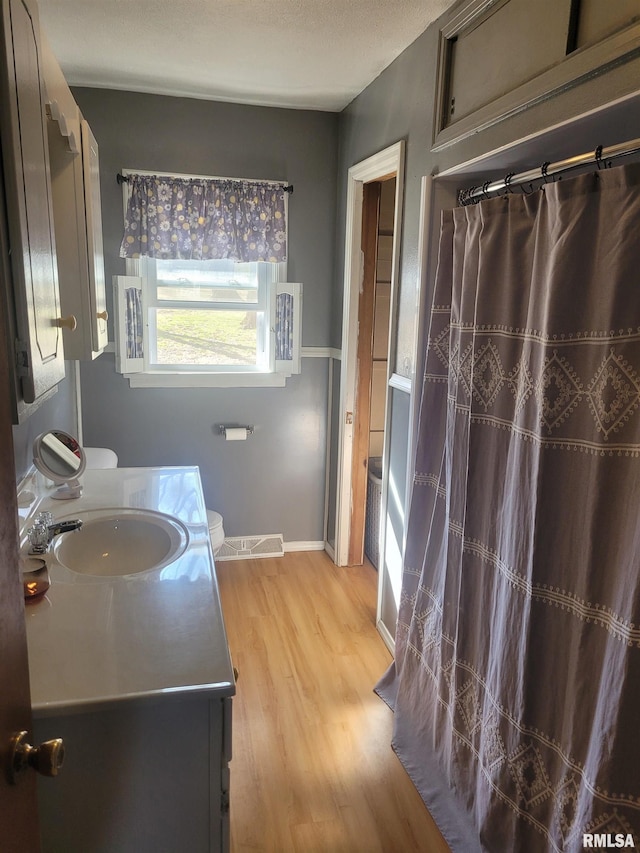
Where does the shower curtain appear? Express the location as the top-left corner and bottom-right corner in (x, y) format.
(376, 163), (640, 852)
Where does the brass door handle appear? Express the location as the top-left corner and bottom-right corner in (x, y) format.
(96, 310), (108, 321)
(8, 730), (65, 784)
(56, 315), (77, 331)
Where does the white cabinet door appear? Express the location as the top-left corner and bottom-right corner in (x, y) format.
(81, 119), (108, 354)
(43, 34), (108, 361)
(0, 0), (65, 405)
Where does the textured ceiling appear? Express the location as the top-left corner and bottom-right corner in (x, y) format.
(38, 0), (457, 111)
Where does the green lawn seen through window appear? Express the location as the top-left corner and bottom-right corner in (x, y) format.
(154, 309), (257, 366)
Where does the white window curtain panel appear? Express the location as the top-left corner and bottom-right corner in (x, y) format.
(376, 163), (640, 852)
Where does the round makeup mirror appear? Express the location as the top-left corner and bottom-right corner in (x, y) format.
(33, 430), (86, 499)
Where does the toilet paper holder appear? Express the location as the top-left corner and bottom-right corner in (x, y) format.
(218, 425), (254, 438)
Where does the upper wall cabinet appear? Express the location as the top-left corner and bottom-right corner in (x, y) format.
(43, 37), (108, 360)
(433, 0), (640, 149)
(0, 0), (66, 411)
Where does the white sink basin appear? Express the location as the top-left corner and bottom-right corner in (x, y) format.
(53, 508), (189, 576)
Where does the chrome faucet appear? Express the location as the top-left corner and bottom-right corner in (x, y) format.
(27, 513), (83, 555)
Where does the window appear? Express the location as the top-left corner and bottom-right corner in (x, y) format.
(146, 256), (281, 371)
(113, 170), (301, 387)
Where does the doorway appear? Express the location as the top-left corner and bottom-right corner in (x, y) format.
(334, 142), (404, 579)
(350, 177), (396, 567)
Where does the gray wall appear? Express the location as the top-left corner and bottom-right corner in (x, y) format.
(12, 366), (77, 482)
(81, 352), (329, 542)
(72, 88), (339, 543)
(72, 88), (339, 349)
(331, 3), (640, 582)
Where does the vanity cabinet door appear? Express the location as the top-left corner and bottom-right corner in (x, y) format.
(34, 695), (230, 853)
(0, 0), (65, 404)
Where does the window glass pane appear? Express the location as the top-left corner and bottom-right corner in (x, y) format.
(155, 259), (259, 304)
(152, 308), (259, 366)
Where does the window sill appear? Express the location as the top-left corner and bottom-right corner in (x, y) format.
(124, 371), (288, 389)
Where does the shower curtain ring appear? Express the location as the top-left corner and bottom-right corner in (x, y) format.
(503, 173), (515, 195)
(459, 186), (478, 206)
(481, 181), (492, 199)
(541, 161), (551, 183)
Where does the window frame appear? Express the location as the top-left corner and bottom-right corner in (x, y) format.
(116, 169), (300, 388)
(142, 255), (282, 374)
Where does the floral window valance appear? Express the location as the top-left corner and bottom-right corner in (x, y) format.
(120, 173), (287, 263)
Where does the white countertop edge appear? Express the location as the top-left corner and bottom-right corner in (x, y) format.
(33, 680), (236, 718)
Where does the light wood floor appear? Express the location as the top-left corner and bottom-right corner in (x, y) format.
(216, 550), (451, 853)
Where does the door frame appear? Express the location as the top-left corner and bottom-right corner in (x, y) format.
(334, 141), (404, 567)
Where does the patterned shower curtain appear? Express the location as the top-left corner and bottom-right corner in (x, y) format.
(376, 163), (640, 852)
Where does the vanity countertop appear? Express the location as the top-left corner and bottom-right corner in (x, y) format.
(20, 466), (235, 717)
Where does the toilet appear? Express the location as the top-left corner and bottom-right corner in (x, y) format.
(207, 510), (225, 557)
(84, 447), (119, 469)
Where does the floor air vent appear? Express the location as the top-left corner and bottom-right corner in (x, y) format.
(216, 534), (284, 561)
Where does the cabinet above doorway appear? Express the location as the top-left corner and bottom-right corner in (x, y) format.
(433, 0), (640, 149)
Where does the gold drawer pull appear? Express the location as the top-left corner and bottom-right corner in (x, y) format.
(56, 315), (77, 331)
(97, 310), (108, 321)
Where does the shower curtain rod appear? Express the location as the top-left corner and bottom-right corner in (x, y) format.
(458, 136), (640, 206)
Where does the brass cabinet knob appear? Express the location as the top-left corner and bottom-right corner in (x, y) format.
(8, 731), (65, 784)
(96, 310), (108, 321)
(56, 315), (77, 331)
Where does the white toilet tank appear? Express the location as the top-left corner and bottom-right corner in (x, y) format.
(207, 510), (225, 556)
(84, 447), (119, 469)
